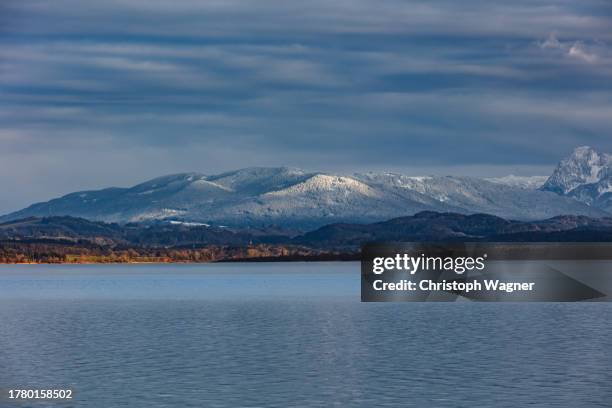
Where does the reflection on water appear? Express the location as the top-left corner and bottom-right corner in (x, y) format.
(1, 263), (611, 407)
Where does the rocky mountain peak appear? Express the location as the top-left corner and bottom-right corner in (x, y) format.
(541, 146), (611, 195)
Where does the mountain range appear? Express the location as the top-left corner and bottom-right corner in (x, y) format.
(2, 146), (611, 229)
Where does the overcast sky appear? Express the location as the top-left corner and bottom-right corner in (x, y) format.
(1, 0), (612, 213)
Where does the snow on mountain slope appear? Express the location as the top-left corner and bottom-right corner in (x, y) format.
(355, 173), (604, 220)
(197, 174), (440, 229)
(541, 146), (612, 212)
(207, 167), (312, 195)
(2, 163), (609, 228)
(264, 175), (380, 198)
(486, 175), (548, 189)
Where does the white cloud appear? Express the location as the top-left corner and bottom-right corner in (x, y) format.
(540, 33), (562, 49)
(539, 32), (600, 63)
(568, 42), (598, 63)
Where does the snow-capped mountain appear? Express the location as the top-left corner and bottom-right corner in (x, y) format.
(2, 164), (608, 229)
(541, 146), (612, 212)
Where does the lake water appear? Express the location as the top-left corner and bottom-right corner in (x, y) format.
(1, 263), (611, 407)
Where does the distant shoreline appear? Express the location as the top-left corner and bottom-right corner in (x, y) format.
(0, 248), (361, 265)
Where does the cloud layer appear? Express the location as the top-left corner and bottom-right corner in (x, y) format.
(1, 0), (612, 212)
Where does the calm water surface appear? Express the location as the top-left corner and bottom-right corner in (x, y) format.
(0, 263), (611, 407)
